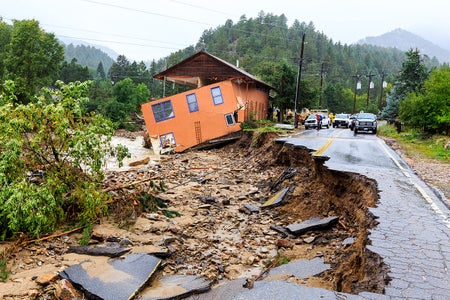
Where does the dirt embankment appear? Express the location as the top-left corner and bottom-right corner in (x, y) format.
(1, 131), (389, 299)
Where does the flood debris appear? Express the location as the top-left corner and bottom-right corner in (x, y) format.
(286, 216), (339, 235)
(140, 275), (213, 300)
(269, 225), (294, 238)
(262, 186), (290, 208)
(269, 167), (297, 191)
(60, 253), (161, 300)
(239, 203), (260, 214)
(266, 257), (330, 279)
(67, 242), (131, 257)
(1, 131), (388, 299)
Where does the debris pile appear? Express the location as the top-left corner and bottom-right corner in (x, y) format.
(0, 131), (389, 299)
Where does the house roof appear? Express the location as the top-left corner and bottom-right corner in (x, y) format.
(153, 51), (274, 90)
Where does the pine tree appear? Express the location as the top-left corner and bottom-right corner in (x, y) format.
(96, 61), (106, 80)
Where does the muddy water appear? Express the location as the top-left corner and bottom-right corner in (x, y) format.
(105, 135), (157, 171)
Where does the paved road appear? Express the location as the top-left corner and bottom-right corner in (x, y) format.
(190, 127), (450, 299)
(280, 127), (450, 299)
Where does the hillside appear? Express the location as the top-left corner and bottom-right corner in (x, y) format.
(60, 40), (115, 73)
(357, 28), (450, 63)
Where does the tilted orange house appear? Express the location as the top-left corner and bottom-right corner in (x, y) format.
(141, 51), (274, 153)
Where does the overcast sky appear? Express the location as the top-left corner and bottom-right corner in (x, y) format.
(2, 0), (449, 62)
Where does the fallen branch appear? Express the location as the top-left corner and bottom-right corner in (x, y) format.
(20, 226), (84, 247)
(243, 260), (276, 289)
(338, 220), (347, 230)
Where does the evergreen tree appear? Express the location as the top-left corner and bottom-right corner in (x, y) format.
(108, 55), (130, 83)
(96, 61), (106, 80)
(60, 58), (90, 83)
(382, 49), (429, 119)
(396, 48), (429, 97)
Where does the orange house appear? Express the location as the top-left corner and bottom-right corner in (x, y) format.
(141, 51), (274, 153)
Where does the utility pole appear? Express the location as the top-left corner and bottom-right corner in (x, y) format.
(318, 62), (325, 108)
(379, 71), (386, 109)
(294, 32), (305, 128)
(366, 72), (374, 110)
(352, 74), (360, 114)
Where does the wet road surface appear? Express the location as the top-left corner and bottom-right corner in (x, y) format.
(278, 127), (450, 299)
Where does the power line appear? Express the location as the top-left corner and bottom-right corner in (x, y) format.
(78, 0), (213, 26)
(58, 35), (183, 51)
(169, 0), (239, 17)
(44, 22), (188, 47)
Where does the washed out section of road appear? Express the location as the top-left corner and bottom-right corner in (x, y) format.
(323, 137), (450, 299)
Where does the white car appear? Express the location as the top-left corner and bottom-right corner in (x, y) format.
(333, 113), (350, 128)
(304, 114), (330, 129)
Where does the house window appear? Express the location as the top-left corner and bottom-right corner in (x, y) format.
(225, 113), (235, 126)
(211, 86), (224, 105)
(152, 100), (174, 122)
(186, 93), (198, 112)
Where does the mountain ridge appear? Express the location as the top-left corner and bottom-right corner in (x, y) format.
(357, 28), (450, 63)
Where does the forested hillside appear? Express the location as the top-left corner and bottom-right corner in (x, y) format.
(149, 12), (440, 114)
(63, 43), (114, 74)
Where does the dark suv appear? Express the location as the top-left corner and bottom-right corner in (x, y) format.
(354, 113), (377, 135)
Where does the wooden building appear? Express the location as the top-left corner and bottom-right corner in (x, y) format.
(141, 51), (274, 153)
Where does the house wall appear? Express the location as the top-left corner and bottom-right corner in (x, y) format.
(231, 82), (269, 122)
(141, 80), (269, 153)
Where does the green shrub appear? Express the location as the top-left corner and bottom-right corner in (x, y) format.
(0, 80), (130, 239)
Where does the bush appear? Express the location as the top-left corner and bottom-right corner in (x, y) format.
(0, 80), (130, 239)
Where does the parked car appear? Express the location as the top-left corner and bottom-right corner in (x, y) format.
(333, 113), (350, 128)
(304, 114), (330, 129)
(353, 113), (377, 135)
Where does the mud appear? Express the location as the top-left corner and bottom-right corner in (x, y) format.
(0, 131), (389, 299)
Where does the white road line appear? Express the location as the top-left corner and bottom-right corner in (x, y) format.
(379, 140), (450, 229)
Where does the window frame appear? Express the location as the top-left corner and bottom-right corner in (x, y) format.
(225, 113), (235, 126)
(211, 86), (224, 105)
(186, 93), (199, 113)
(151, 100), (175, 122)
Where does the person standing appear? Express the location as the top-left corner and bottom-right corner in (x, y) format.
(315, 113), (321, 130)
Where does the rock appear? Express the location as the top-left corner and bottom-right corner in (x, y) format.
(303, 236), (316, 244)
(120, 237), (134, 246)
(146, 213), (160, 220)
(55, 279), (82, 300)
(225, 265), (242, 279)
(222, 199), (231, 205)
(286, 216), (339, 235)
(276, 239), (294, 249)
(342, 237), (355, 246)
(27, 289), (41, 298)
(128, 156), (150, 166)
(199, 196), (216, 204)
(35, 273), (58, 286)
(239, 203), (260, 214)
(241, 252), (256, 265)
(23, 258), (34, 264)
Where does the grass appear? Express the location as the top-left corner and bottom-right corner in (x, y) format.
(377, 124), (449, 163)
